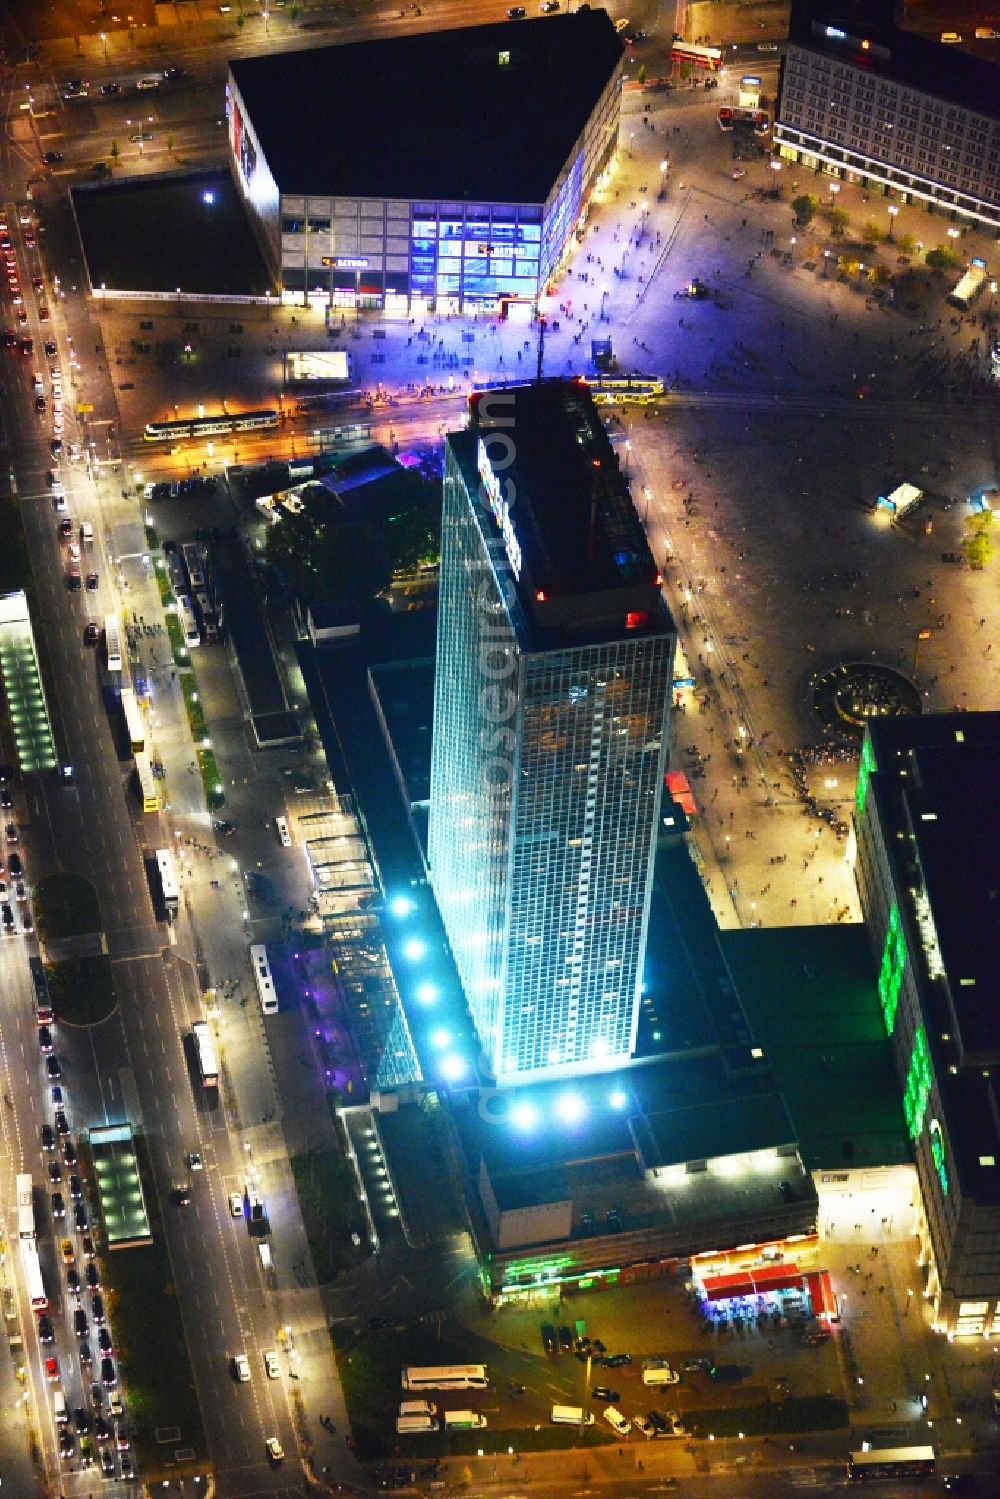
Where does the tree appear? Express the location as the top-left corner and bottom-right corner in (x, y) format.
(837, 253), (861, 279)
(861, 217), (883, 245)
(867, 264), (892, 289)
(925, 245), (961, 272)
(791, 193), (818, 226)
(962, 509), (995, 570)
(637, 64), (646, 85)
(265, 471), (439, 614)
(828, 206), (850, 238)
(897, 231), (917, 256)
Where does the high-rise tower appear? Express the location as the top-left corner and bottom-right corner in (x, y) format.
(429, 380), (675, 1084)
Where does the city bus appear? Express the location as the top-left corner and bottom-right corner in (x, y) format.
(143, 409), (279, 442)
(29, 956), (54, 1025)
(847, 1446), (936, 1482)
(249, 943), (278, 1016)
(134, 752), (160, 813)
(104, 612), (122, 673)
(120, 686), (145, 756)
(16, 1173), (35, 1240)
(181, 542), (205, 592)
(21, 1238), (47, 1310)
(177, 595), (201, 649)
(671, 40), (723, 71)
(155, 847), (180, 916)
(192, 1020), (219, 1089)
(402, 1366), (489, 1391)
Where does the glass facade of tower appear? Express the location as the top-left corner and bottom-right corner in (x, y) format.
(429, 436), (674, 1084)
(428, 452), (519, 1066)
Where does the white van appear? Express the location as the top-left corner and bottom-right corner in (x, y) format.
(551, 1405), (595, 1426)
(396, 1414), (437, 1433)
(275, 816), (291, 848)
(443, 1410), (487, 1429)
(53, 1390), (67, 1423)
(33, 373), (44, 396)
(258, 1242), (272, 1270)
(642, 1363), (681, 1386)
(603, 1406), (632, 1436)
(80, 520), (94, 546)
(400, 1400), (438, 1419)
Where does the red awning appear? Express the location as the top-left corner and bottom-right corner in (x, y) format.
(750, 1263), (801, 1293)
(702, 1272), (755, 1301)
(806, 1270), (839, 1322)
(700, 1264), (803, 1302)
(665, 770), (698, 817)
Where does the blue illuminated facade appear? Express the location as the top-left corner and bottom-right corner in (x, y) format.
(429, 385), (675, 1084)
(229, 21), (621, 312)
(408, 202), (544, 308)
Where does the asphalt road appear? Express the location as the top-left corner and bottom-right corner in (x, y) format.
(0, 59), (302, 1499)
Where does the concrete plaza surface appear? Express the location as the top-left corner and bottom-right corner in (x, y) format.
(110, 68), (1000, 941)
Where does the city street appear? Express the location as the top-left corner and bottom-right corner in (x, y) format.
(1, 0), (999, 1495)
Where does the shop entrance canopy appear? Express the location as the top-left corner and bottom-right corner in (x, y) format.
(701, 1262), (801, 1301)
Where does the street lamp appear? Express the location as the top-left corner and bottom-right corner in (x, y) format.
(947, 226), (960, 242)
(100, 31), (108, 60)
(887, 204), (899, 240)
(829, 181), (840, 198)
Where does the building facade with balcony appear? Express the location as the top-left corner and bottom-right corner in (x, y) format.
(853, 712), (1000, 1337)
(227, 13), (623, 312)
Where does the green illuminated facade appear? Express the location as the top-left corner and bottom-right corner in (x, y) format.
(929, 1118), (949, 1196)
(877, 902), (907, 1036)
(856, 734), (876, 814)
(0, 591), (57, 774)
(903, 1025), (933, 1142)
(852, 714), (1000, 1339)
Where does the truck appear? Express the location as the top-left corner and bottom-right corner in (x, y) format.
(396, 1414), (437, 1433)
(551, 1405), (595, 1425)
(443, 1410), (487, 1429)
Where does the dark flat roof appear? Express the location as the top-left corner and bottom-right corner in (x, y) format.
(456, 380), (672, 647)
(461, 1046), (798, 1182)
(868, 713), (1000, 1048)
(788, 0), (1000, 120)
(867, 712), (1000, 1203)
(723, 924), (910, 1172)
(229, 12), (623, 203)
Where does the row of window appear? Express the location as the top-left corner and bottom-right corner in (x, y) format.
(779, 125), (1000, 218)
